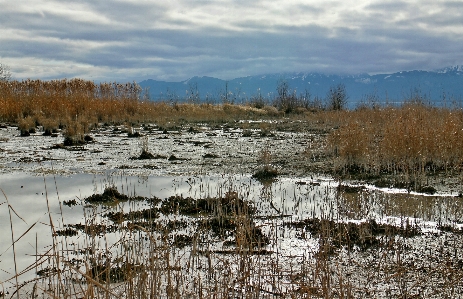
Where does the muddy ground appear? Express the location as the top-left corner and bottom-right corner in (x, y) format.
(1, 119), (462, 195)
(0, 120), (327, 178)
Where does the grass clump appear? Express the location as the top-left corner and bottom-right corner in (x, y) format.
(63, 199), (78, 206)
(131, 150), (156, 160)
(18, 116), (36, 136)
(287, 218), (420, 251)
(253, 145), (278, 182)
(252, 168), (278, 181)
(54, 228), (78, 237)
(90, 262), (142, 283)
(67, 222), (120, 235)
(104, 206), (160, 224)
(159, 195), (204, 215)
(84, 187), (130, 204)
(159, 192), (255, 216)
(130, 135), (161, 160)
(63, 136), (86, 146)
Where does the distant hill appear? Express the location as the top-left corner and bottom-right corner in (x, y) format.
(138, 66), (463, 107)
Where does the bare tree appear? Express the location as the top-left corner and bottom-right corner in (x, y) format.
(220, 81), (233, 104)
(274, 79), (294, 113)
(276, 79), (289, 100)
(0, 63), (11, 82)
(274, 80), (313, 113)
(186, 82), (200, 103)
(326, 83), (348, 110)
(220, 81), (242, 104)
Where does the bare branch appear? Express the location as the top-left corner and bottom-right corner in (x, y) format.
(0, 63), (12, 82)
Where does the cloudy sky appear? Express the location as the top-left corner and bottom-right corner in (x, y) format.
(1, 0), (463, 82)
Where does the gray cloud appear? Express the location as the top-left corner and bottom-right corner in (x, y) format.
(1, 0), (463, 82)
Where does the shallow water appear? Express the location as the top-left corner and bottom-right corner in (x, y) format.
(0, 171), (462, 294)
(0, 172), (332, 285)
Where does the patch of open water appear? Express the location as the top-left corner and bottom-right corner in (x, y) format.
(0, 173), (327, 278)
(1, 171), (463, 297)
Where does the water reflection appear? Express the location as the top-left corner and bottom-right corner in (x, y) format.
(0, 172), (461, 288)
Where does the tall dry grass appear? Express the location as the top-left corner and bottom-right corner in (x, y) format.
(0, 79), (280, 136)
(327, 103), (463, 182)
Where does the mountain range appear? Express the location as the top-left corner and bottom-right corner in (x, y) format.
(138, 66), (463, 107)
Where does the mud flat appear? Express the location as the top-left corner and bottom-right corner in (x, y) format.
(1, 121), (463, 298)
(0, 121), (321, 177)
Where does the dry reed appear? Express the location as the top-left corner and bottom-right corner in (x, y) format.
(2, 79), (463, 297)
(0, 79), (279, 138)
(327, 103), (463, 184)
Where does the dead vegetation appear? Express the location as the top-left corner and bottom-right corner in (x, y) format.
(1, 79), (462, 190)
(0, 79), (286, 136)
(3, 180), (463, 299)
(322, 103), (463, 191)
(252, 143), (279, 182)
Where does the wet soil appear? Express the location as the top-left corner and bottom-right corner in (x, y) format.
(81, 188), (268, 250)
(0, 121), (323, 179)
(1, 120), (460, 195)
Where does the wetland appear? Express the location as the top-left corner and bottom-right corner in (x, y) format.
(1, 117), (463, 298)
(1, 79), (463, 298)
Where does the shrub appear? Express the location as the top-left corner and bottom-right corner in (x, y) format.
(262, 105), (281, 116)
(273, 80), (312, 114)
(248, 94), (267, 109)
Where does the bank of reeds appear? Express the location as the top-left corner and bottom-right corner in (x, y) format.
(0, 79), (280, 133)
(327, 103), (463, 186)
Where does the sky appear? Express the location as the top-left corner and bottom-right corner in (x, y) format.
(1, 0), (463, 82)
